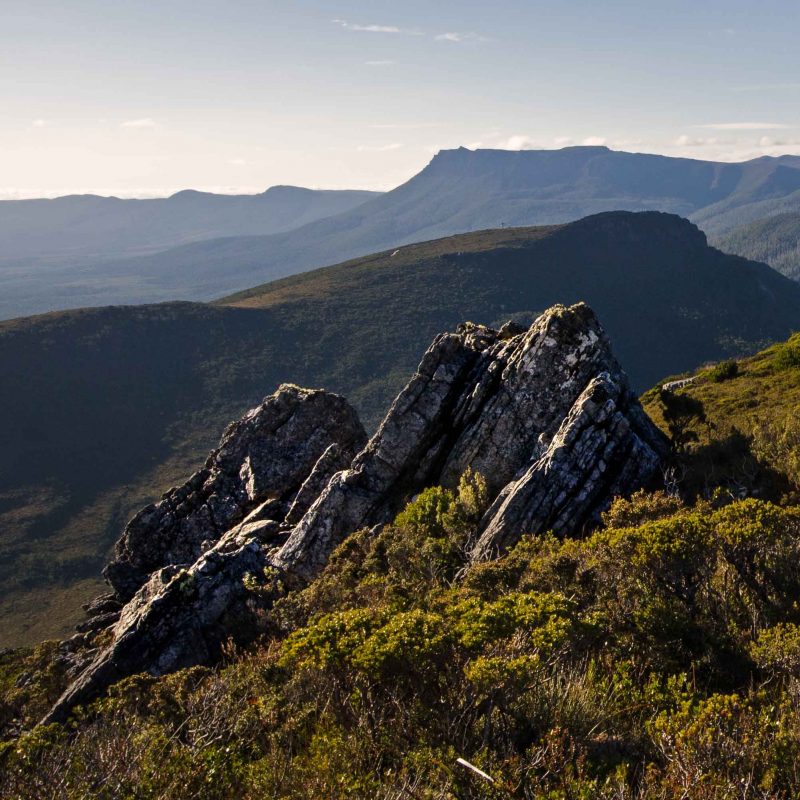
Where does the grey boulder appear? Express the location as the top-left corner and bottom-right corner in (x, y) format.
(104, 384), (367, 599)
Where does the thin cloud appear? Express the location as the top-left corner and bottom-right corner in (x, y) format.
(758, 136), (800, 148)
(121, 118), (157, 128)
(502, 135), (538, 150)
(369, 123), (441, 130)
(32, 119), (47, 128)
(435, 31), (488, 43)
(466, 135), (608, 151)
(675, 135), (719, 147)
(697, 122), (790, 130)
(357, 143), (404, 152)
(229, 158), (247, 166)
(463, 135), (536, 150)
(333, 19), (420, 35)
(732, 82), (800, 92)
(365, 60), (395, 66)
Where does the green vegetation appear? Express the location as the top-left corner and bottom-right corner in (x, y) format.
(8, 332), (800, 795)
(714, 212), (800, 281)
(6, 212), (800, 645)
(642, 332), (800, 501)
(6, 486), (800, 797)
(706, 359), (738, 382)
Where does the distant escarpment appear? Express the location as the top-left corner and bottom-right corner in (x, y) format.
(43, 303), (666, 725)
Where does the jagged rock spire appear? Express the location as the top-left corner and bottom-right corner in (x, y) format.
(43, 303), (667, 725)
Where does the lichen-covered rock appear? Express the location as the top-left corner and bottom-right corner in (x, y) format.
(272, 303), (659, 583)
(273, 324), (499, 582)
(284, 443), (359, 526)
(43, 527), (274, 725)
(104, 384), (367, 599)
(470, 372), (665, 562)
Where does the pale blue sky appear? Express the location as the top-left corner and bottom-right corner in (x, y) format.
(1, 0), (798, 197)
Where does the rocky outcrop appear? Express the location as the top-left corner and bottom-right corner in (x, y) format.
(470, 372), (664, 561)
(272, 304), (637, 581)
(44, 303), (667, 725)
(104, 384), (367, 600)
(42, 528), (274, 725)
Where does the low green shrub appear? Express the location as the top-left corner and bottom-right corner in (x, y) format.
(707, 359), (739, 382)
(6, 493), (800, 798)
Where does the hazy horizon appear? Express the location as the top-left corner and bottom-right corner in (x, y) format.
(2, 0), (799, 199)
(3, 143), (800, 201)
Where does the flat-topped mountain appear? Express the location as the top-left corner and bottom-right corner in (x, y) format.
(1, 210), (799, 646)
(70, 149), (800, 311)
(4, 147), (800, 319)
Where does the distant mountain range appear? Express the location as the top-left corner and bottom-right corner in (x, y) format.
(713, 212), (800, 281)
(2, 146), (800, 320)
(2, 210), (800, 645)
(0, 185), (380, 260)
(0, 186), (379, 318)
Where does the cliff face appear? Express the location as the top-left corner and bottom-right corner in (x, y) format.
(43, 303), (667, 725)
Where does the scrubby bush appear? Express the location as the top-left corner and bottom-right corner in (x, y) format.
(601, 489), (684, 529)
(707, 359), (739, 382)
(749, 623), (800, 678)
(752, 410), (800, 490)
(773, 336), (800, 371)
(6, 492), (800, 798)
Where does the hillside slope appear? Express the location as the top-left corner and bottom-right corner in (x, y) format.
(714, 212), (800, 281)
(641, 328), (800, 501)
(69, 147), (800, 304)
(2, 211), (800, 645)
(8, 333), (800, 796)
(4, 147), (800, 320)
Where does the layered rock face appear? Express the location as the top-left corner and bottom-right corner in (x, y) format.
(44, 303), (667, 725)
(105, 384), (367, 600)
(471, 372), (664, 561)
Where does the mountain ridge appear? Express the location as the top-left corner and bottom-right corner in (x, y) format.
(714, 211), (800, 280)
(3, 146), (800, 319)
(0, 184), (380, 259)
(2, 210), (799, 646)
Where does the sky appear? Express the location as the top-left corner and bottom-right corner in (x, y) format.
(1, 0), (799, 198)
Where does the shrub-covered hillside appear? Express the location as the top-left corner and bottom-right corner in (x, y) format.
(714, 212), (800, 281)
(4, 477), (800, 797)
(6, 331), (800, 798)
(6, 210), (800, 649)
(641, 331), (800, 502)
